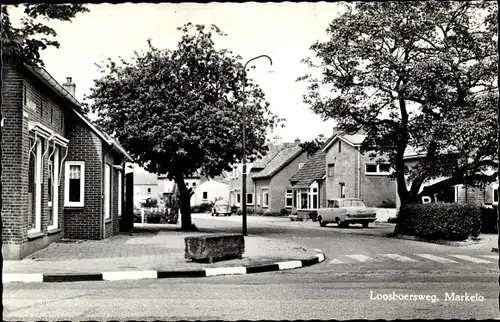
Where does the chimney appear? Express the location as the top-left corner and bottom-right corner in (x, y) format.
(272, 135), (282, 147)
(62, 77), (76, 97)
(294, 138), (301, 146)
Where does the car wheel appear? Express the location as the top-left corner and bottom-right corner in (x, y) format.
(362, 222), (369, 228)
(318, 217), (327, 227)
(336, 218), (343, 228)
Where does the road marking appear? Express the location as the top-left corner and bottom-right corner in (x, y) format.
(345, 254), (373, 262)
(328, 259), (344, 264)
(381, 254), (418, 262)
(414, 254), (458, 263)
(316, 253), (325, 262)
(102, 270), (157, 281)
(205, 267), (246, 276)
(3, 273), (43, 283)
(448, 255), (493, 264)
(482, 255), (499, 260)
(278, 261), (302, 270)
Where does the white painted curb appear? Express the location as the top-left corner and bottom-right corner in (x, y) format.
(205, 266), (247, 276)
(278, 260), (302, 270)
(102, 270), (158, 281)
(3, 273), (44, 283)
(316, 253), (325, 262)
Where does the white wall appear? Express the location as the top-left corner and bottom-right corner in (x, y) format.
(192, 180), (229, 206)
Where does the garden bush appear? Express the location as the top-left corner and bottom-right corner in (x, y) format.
(387, 217), (397, 224)
(480, 207), (498, 234)
(133, 211), (142, 223)
(145, 211), (165, 224)
(279, 208), (290, 216)
(396, 203), (481, 241)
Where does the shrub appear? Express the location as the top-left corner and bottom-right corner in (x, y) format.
(145, 211), (164, 224)
(133, 211), (142, 223)
(396, 203), (481, 241)
(254, 209), (264, 216)
(231, 205), (238, 214)
(379, 199), (396, 208)
(387, 217), (397, 224)
(141, 197), (158, 208)
(191, 203), (212, 213)
(480, 207), (498, 234)
(279, 208), (290, 216)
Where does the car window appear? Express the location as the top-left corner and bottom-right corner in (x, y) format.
(334, 200), (339, 208)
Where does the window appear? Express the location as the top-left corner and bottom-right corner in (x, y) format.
(48, 146), (60, 229)
(237, 193), (241, 205)
(64, 161), (85, 207)
(28, 137), (43, 233)
(50, 106), (54, 123)
(338, 141), (341, 153)
(310, 186), (318, 209)
(285, 189), (293, 208)
(298, 163), (304, 170)
(203, 191), (208, 200)
(296, 183), (319, 210)
(262, 189), (269, 207)
(192, 182), (196, 187)
(365, 163), (391, 175)
(104, 164), (111, 219)
(328, 163), (334, 177)
(493, 185), (499, 205)
(118, 171), (122, 217)
(147, 187), (151, 194)
(339, 183), (345, 198)
(247, 193), (253, 205)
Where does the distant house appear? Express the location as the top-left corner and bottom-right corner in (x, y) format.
(229, 137), (307, 214)
(133, 172), (160, 207)
(192, 176), (230, 206)
(2, 62), (133, 259)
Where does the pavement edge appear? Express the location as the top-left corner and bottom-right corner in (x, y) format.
(3, 253), (326, 284)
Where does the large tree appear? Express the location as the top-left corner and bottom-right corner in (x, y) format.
(299, 1), (498, 207)
(1, 4), (89, 66)
(87, 23), (279, 231)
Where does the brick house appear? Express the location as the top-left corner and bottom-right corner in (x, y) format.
(289, 133), (397, 218)
(2, 62), (133, 259)
(228, 138), (307, 214)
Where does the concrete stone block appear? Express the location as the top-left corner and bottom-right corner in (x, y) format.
(185, 233), (245, 263)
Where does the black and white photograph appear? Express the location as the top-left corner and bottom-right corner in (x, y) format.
(1, 1), (499, 320)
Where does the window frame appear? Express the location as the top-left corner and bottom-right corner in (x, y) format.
(202, 191), (208, 201)
(28, 137), (43, 234)
(104, 164), (111, 220)
(285, 189), (293, 208)
(117, 171), (123, 217)
(327, 163), (335, 177)
(48, 146), (60, 230)
(262, 188), (269, 208)
(246, 193), (254, 205)
(365, 163), (391, 175)
(64, 161), (85, 207)
(493, 184), (499, 206)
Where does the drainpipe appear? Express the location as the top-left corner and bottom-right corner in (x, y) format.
(102, 143), (115, 239)
(357, 147), (361, 199)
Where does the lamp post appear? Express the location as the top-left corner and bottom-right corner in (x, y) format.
(241, 55), (272, 236)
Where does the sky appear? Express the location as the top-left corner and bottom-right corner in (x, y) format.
(8, 2), (347, 145)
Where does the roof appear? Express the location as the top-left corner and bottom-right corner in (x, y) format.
(252, 145), (282, 169)
(289, 151), (326, 188)
(134, 172), (158, 185)
(322, 133), (366, 152)
(23, 64), (133, 162)
(253, 145), (304, 179)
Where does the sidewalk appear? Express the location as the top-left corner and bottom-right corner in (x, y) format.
(3, 223), (323, 281)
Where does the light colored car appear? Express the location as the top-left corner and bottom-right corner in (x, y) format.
(317, 198), (376, 228)
(212, 200), (232, 216)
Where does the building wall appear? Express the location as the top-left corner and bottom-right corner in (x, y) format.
(229, 167), (258, 210)
(253, 178), (271, 213)
(325, 139), (358, 201)
(267, 151), (308, 213)
(134, 184), (160, 199)
(359, 152), (397, 208)
(2, 65), (68, 259)
(63, 116), (103, 240)
(319, 179), (327, 208)
(192, 180), (229, 206)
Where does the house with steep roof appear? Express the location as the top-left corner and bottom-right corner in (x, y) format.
(192, 177), (230, 206)
(228, 137), (307, 214)
(2, 62), (133, 259)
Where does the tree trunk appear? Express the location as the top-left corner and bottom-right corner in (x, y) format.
(174, 174), (195, 231)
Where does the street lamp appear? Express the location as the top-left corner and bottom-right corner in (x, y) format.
(241, 55), (273, 236)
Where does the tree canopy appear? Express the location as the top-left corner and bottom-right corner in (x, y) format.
(87, 23), (279, 230)
(1, 4), (88, 66)
(299, 1), (498, 206)
(299, 134), (327, 157)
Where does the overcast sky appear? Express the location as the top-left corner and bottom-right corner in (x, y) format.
(10, 2), (345, 143)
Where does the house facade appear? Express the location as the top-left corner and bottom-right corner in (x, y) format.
(192, 178), (229, 206)
(228, 138), (307, 214)
(2, 62), (132, 260)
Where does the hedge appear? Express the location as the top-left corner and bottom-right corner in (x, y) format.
(396, 203), (481, 241)
(480, 207), (498, 234)
(191, 203), (212, 214)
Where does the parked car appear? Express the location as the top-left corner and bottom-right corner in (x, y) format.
(317, 198), (376, 228)
(212, 200), (232, 216)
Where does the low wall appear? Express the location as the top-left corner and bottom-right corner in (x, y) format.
(374, 208), (397, 222)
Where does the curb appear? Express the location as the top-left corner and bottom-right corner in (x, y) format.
(392, 234), (483, 246)
(3, 253), (325, 284)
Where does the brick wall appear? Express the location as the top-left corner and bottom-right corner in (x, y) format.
(268, 151), (308, 213)
(63, 116), (103, 240)
(254, 178), (271, 213)
(2, 65), (70, 259)
(360, 152), (397, 207)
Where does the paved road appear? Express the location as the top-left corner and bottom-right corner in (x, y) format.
(4, 214), (499, 320)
